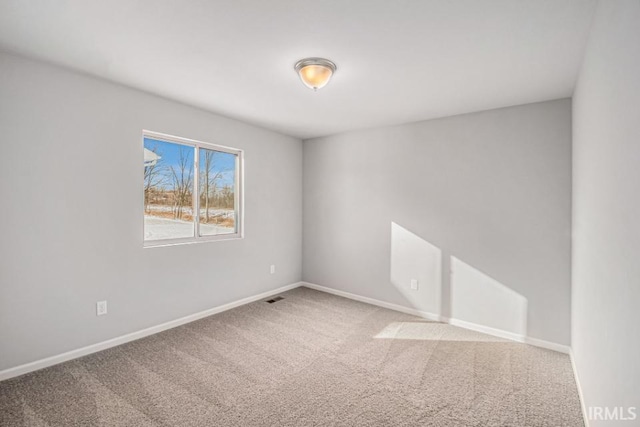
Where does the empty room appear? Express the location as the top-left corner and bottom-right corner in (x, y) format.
(0, 0), (638, 426)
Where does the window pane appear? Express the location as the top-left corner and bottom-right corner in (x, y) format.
(198, 148), (237, 236)
(144, 138), (195, 241)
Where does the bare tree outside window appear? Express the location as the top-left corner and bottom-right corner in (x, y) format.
(143, 134), (241, 244)
(144, 146), (167, 214)
(199, 147), (236, 236)
(169, 146), (194, 221)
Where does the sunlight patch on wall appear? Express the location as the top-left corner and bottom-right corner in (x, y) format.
(450, 257), (528, 336)
(390, 222), (442, 315)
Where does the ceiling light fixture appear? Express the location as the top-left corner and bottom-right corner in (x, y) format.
(294, 58), (337, 91)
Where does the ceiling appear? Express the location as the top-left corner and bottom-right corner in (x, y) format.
(0, 0), (596, 139)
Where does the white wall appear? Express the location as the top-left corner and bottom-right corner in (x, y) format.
(0, 52), (303, 371)
(572, 0), (640, 424)
(303, 99), (572, 346)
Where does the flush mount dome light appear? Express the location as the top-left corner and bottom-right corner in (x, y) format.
(294, 58), (337, 91)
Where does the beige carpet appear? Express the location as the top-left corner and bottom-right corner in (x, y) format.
(0, 287), (583, 426)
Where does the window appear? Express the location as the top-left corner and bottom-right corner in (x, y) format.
(143, 131), (243, 246)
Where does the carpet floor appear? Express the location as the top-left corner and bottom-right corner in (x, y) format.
(0, 287), (583, 426)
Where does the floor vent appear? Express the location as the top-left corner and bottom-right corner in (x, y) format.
(266, 296), (284, 304)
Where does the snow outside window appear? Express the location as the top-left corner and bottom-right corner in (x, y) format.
(143, 131), (243, 246)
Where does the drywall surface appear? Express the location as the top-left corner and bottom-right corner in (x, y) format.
(303, 99), (572, 346)
(572, 0), (640, 424)
(0, 52), (302, 371)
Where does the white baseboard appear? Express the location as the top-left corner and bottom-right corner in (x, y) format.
(300, 282), (442, 322)
(524, 336), (571, 354)
(0, 281), (303, 382)
(447, 317), (525, 342)
(301, 281), (570, 354)
(0, 280), (572, 383)
(570, 350), (590, 427)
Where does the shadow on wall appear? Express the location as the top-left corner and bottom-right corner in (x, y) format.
(390, 222), (528, 338)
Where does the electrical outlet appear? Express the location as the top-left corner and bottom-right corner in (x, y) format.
(410, 279), (419, 290)
(270, 265), (276, 274)
(96, 300), (107, 316)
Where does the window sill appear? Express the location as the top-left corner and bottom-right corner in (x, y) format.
(143, 233), (244, 248)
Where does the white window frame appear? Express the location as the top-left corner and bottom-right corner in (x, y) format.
(143, 130), (244, 248)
